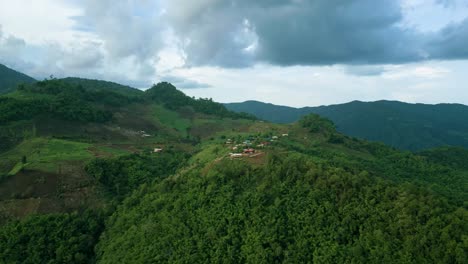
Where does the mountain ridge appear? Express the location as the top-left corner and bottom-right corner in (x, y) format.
(0, 64), (36, 94)
(225, 100), (468, 150)
(227, 99), (468, 113)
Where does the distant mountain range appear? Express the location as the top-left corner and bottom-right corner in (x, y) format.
(225, 100), (468, 151)
(0, 64), (36, 94)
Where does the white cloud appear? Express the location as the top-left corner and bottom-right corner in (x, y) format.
(383, 64), (451, 79)
(0, 0), (86, 44)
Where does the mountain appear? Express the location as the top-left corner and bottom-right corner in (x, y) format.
(0, 79), (466, 263)
(0, 79), (253, 218)
(0, 64), (36, 94)
(225, 100), (468, 151)
(60, 77), (143, 97)
(225, 100), (306, 123)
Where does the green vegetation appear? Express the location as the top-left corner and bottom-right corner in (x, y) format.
(86, 151), (190, 198)
(153, 105), (191, 136)
(0, 64), (36, 94)
(0, 81), (114, 124)
(299, 113), (335, 134)
(7, 162), (25, 176)
(419, 146), (468, 171)
(0, 70), (466, 263)
(96, 154), (467, 263)
(147, 82), (256, 120)
(60, 77), (143, 97)
(225, 100), (468, 151)
(0, 211), (105, 264)
(0, 138), (93, 173)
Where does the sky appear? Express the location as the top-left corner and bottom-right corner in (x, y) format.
(0, 0), (468, 107)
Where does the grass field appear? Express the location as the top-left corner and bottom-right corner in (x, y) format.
(0, 138), (94, 174)
(153, 105), (191, 136)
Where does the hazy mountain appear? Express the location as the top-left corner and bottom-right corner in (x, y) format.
(225, 100), (468, 151)
(0, 64), (36, 94)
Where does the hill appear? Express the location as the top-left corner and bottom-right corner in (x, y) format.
(0, 80), (466, 263)
(0, 63), (36, 94)
(60, 77), (143, 97)
(95, 114), (468, 263)
(225, 100), (468, 151)
(0, 79), (254, 222)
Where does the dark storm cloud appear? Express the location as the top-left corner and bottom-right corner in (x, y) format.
(427, 18), (468, 60)
(253, 0), (422, 65)
(165, 0), (257, 68)
(164, 0), (468, 67)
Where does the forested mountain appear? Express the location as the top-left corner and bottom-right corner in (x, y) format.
(0, 64), (36, 94)
(225, 100), (468, 151)
(60, 77), (143, 97)
(0, 79), (466, 263)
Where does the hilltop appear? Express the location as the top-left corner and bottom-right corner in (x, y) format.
(60, 77), (143, 97)
(225, 100), (468, 151)
(0, 64), (36, 94)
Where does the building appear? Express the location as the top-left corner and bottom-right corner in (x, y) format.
(243, 148), (255, 154)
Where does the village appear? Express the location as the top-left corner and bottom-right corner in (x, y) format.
(224, 133), (289, 159)
(141, 126), (291, 161)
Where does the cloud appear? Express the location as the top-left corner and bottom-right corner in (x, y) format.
(60, 41), (104, 70)
(2, 0), (468, 87)
(163, 0), (468, 67)
(344, 65), (387, 76)
(0, 25), (25, 57)
(77, 0), (163, 60)
(383, 65), (450, 80)
(163, 0), (423, 67)
(165, 0), (257, 67)
(0, 25), (34, 71)
(435, 0), (468, 8)
(70, 0), (166, 79)
(427, 18), (468, 60)
(160, 75), (211, 89)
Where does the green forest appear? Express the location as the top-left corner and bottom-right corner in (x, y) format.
(96, 155), (466, 263)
